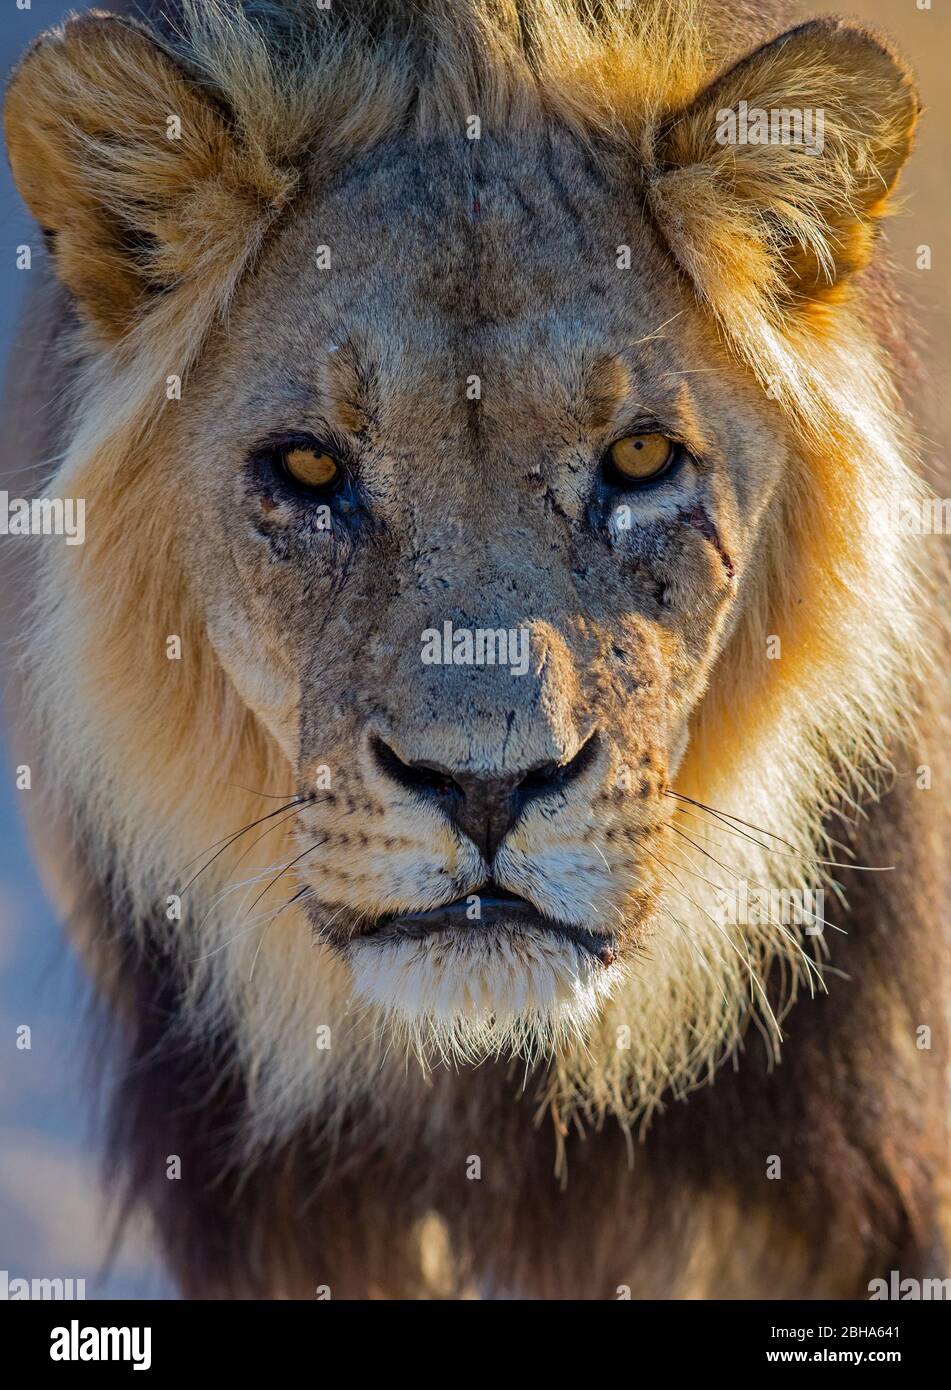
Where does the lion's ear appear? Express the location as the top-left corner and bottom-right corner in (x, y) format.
(646, 19), (919, 319)
(4, 13), (295, 338)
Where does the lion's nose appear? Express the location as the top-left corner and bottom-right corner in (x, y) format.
(371, 734), (598, 862)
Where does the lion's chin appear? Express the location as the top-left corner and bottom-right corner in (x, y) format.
(345, 923), (622, 1061)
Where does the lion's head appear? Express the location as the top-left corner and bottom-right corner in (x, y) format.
(5, 1), (928, 1144)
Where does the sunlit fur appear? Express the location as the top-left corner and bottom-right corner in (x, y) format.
(5, 0), (933, 1156)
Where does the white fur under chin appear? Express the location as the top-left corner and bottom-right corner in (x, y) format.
(347, 924), (621, 1064)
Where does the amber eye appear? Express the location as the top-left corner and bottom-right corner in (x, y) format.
(605, 433), (676, 485)
(282, 445), (341, 491)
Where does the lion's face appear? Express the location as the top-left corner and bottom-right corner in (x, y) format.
(172, 130), (785, 1036)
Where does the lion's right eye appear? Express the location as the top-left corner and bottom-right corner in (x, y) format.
(604, 433), (676, 486)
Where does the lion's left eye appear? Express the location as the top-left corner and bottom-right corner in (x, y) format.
(604, 433), (676, 485)
(281, 445), (341, 491)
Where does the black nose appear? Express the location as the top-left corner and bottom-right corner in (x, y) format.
(371, 734), (598, 862)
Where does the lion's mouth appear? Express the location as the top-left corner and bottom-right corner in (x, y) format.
(367, 888), (617, 965)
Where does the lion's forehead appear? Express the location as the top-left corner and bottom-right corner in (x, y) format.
(234, 130), (694, 393)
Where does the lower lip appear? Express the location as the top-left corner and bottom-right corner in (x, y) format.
(373, 893), (617, 965)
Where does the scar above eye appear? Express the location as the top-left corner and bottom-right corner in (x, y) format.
(678, 504), (735, 579)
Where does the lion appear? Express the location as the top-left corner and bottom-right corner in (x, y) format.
(2, 0), (948, 1299)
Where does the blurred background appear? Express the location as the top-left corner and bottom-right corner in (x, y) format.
(0, 0), (948, 1299)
